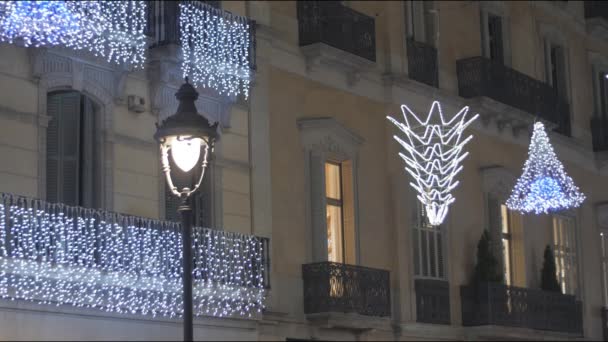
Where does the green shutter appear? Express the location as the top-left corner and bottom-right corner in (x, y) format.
(46, 92), (81, 205)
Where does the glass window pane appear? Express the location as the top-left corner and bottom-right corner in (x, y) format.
(500, 204), (509, 234)
(325, 162), (341, 200)
(413, 227), (420, 276)
(503, 238), (511, 286)
(326, 204), (343, 263)
(421, 230), (429, 277)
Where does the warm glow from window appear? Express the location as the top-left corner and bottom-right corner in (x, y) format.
(326, 162), (343, 263)
(501, 204), (512, 286)
(553, 216), (578, 296)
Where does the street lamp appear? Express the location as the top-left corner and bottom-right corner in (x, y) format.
(154, 78), (218, 342)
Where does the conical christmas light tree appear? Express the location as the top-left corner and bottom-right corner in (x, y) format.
(506, 122), (585, 214)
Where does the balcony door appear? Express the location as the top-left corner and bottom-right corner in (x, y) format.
(46, 91), (101, 208)
(325, 161), (356, 264)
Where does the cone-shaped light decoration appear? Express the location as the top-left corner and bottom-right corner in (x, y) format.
(506, 122), (585, 214)
(387, 101), (479, 226)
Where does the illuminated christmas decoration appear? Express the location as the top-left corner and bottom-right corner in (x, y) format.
(179, 2), (252, 98)
(387, 101), (479, 226)
(506, 122), (585, 214)
(0, 192), (267, 318)
(0, 1), (147, 68)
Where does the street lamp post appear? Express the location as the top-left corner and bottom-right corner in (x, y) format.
(154, 78), (218, 342)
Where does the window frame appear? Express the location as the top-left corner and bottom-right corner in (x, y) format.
(552, 214), (580, 297)
(412, 201), (446, 280)
(480, 2), (511, 66)
(325, 160), (346, 263)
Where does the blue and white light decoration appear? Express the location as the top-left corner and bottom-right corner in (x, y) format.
(387, 101), (479, 226)
(506, 122), (585, 214)
(179, 1), (252, 98)
(0, 192), (267, 318)
(0, 1), (147, 68)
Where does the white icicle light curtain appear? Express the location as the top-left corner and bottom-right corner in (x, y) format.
(506, 122), (585, 214)
(0, 192), (267, 318)
(0, 1), (147, 68)
(387, 101), (479, 226)
(179, 1), (252, 98)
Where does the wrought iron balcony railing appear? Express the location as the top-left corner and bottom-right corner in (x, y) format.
(0, 192), (269, 318)
(461, 283), (583, 335)
(602, 307), (608, 340)
(415, 279), (451, 325)
(592, 116), (608, 151)
(302, 262), (390, 317)
(585, 1), (608, 20)
(297, 1), (376, 62)
(146, 0), (256, 70)
(457, 56), (571, 135)
(407, 38), (439, 88)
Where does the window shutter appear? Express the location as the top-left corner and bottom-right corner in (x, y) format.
(46, 95), (61, 203)
(487, 195), (503, 262)
(60, 93), (81, 206)
(47, 92), (81, 205)
(554, 46), (568, 100)
(192, 163), (213, 228)
(600, 72), (608, 118)
(488, 15), (504, 63)
(81, 96), (97, 208)
(423, 1), (435, 46)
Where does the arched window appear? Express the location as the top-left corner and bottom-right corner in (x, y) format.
(46, 91), (101, 208)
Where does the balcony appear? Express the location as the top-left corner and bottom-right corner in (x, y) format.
(461, 283), (583, 335)
(145, 0), (256, 69)
(415, 279), (451, 325)
(407, 39), (439, 88)
(302, 262), (390, 321)
(457, 56), (571, 136)
(297, 1), (376, 62)
(602, 307), (608, 340)
(0, 192), (270, 318)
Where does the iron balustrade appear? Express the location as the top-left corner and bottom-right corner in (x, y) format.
(592, 116), (608, 151)
(461, 282), (583, 335)
(302, 262), (390, 317)
(602, 307), (608, 340)
(407, 38), (439, 88)
(297, 1), (376, 62)
(457, 56), (571, 135)
(585, 1), (608, 20)
(414, 279), (451, 325)
(0, 192), (270, 316)
(146, 0), (257, 70)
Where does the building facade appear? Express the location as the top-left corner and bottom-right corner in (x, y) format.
(0, 0), (607, 340)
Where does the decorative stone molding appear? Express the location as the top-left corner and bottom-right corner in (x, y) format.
(467, 97), (538, 138)
(28, 47), (116, 210)
(481, 166), (517, 203)
(301, 43), (376, 87)
(147, 46), (234, 128)
(298, 117), (364, 263)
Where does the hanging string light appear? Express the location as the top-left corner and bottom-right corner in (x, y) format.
(387, 101), (479, 226)
(0, 1), (147, 68)
(506, 122), (585, 214)
(0, 193), (267, 318)
(179, 1), (252, 98)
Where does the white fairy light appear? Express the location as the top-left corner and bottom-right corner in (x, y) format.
(387, 101), (479, 226)
(179, 2), (252, 98)
(0, 1), (147, 68)
(506, 122), (585, 214)
(0, 193), (267, 318)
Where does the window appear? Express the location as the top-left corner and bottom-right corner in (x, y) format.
(553, 215), (579, 295)
(546, 43), (568, 100)
(325, 161), (355, 264)
(597, 71), (608, 119)
(164, 157), (213, 228)
(601, 231), (608, 307)
(480, 4), (509, 66)
(500, 204), (513, 286)
(46, 91), (100, 208)
(487, 14), (504, 63)
(413, 202), (444, 279)
(406, 1), (436, 45)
